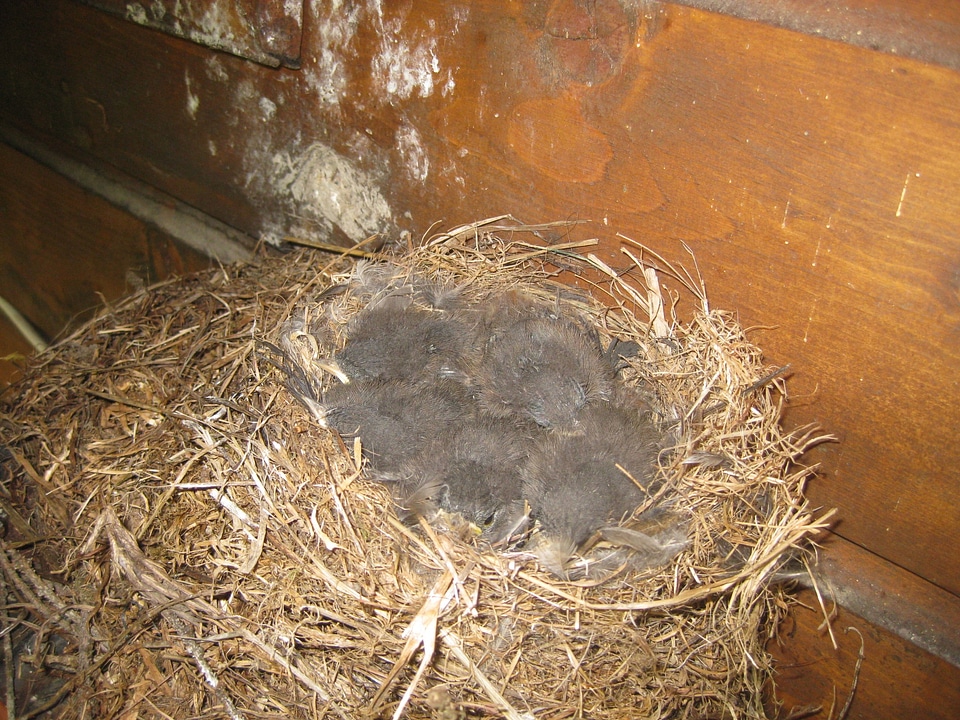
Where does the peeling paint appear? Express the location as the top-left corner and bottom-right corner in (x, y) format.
(149, 0), (166, 21)
(128, 1), (237, 48)
(396, 122), (429, 182)
(120, 0), (300, 67)
(189, 3), (237, 46)
(270, 143), (393, 244)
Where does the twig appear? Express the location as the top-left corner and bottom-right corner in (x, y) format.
(165, 612), (245, 720)
(2, 605), (16, 720)
(439, 628), (533, 720)
(283, 235), (380, 259)
(836, 627), (864, 720)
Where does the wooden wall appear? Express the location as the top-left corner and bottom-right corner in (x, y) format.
(1, 0), (958, 714)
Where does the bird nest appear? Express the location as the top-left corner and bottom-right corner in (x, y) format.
(0, 219), (832, 719)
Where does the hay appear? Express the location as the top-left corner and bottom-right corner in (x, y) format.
(0, 218), (832, 719)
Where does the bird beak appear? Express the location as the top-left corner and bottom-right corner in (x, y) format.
(317, 359), (350, 384)
(304, 399), (330, 429)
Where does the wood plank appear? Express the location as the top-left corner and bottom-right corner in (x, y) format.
(0, 0), (271, 240)
(767, 587), (960, 719)
(678, 0), (960, 70)
(0, 1), (958, 600)
(83, 0), (305, 68)
(0, 141), (213, 340)
(814, 534), (960, 667)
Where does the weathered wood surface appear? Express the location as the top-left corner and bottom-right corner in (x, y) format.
(815, 533), (960, 667)
(677, 0), (960, 70)
(1, 0), (958, 617)
(0, 141), (213, 342)
(82, 0), (305, 68)
(768, 586), (960, 719)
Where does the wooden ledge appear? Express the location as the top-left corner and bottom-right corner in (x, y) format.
(678, 0), (960, 70)
(812, 532), (960, 667)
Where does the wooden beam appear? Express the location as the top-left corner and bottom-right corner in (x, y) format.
(0, 139), (224, 340)
(810, 533), (960, 667)
(676, 0), (960, 70)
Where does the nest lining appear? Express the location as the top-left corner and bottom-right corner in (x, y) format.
(0, 219), (831, 719)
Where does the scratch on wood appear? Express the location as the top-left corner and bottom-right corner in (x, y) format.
(896, 172), (919, 217)
(802, 298), (818, 343)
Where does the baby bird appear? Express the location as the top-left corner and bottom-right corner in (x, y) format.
(317, 378), (473, 474)
(333, 300), (478, 384)
(474, 314), (615, 429)
(522, 401), (666, 577)
(394, 415), (532, 545)
(347, 261), (461, 310)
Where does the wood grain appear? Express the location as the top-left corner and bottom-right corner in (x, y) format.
(815, 533), (960, 666)
(677, 0), (960, 70)
(0, 142), (211, 340)
(767, 587), (960, 719)
(1, 0), (957, 599)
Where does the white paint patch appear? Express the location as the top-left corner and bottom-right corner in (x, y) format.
(208, 140), (217, 156)
(234, 79), (258, 106)
(372, 24), (441, 99)
(308, 0), (363, 106)
(193, 3), (237, 44)
(442, 68), (456, 97)
(125, 3), (148, 24)
(451, 5), (470, 31)
(204, 55), (230, 83)
(396, 123), (429, 182)
(369, 0), (442, 100)
(184, 71), (200, 118)
(272, 143), (393, 243)
(259, 96), (277, 120)
(307, 0), (459, 106)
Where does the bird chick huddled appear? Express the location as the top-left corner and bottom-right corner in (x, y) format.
(272, 263), (688, 580)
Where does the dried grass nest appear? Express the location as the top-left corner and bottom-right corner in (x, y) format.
(0, 219), (833, 720)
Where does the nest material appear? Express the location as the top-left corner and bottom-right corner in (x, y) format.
(0, 219), (832, 719)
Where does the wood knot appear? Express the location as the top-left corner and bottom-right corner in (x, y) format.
(542, 0), (635, 86)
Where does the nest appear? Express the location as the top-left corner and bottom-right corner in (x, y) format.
(0, 219), (832, 719)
